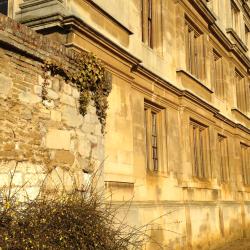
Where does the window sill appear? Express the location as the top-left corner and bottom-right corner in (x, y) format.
(231, 108), (250, 126)
(146, 169), (168, 178)
(176, 69), (213, 102)
(226, 28), (248, 53)
(180, 178), (219, 190)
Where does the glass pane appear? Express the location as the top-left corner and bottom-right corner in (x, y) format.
(0, 0), (8, 15)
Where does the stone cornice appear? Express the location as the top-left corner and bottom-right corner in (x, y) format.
(214, 113), (237, 128)
(243, 1), (250, 18)
(188, 0), (216, 25)
(131, 64), (182, 96)
(209, 23), (232, 51)
(236, 124), (250, 134)
(176, 69), (213, 93)
(19, 13), (64, 30)
(84, 0), (133, 35)
(182, 90), (218, 113)
(132, 65), (218, 114)
(132, 65), (250, 134)
(62, 16), (140, 67)
(20, 0), (64, 11)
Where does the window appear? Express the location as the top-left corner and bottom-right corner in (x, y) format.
(185, 17), (205, 80)
(245, 25), (250, 56)
(189, 119), (210, 179)
(231, 1), (240, 34)
(144, 101), (165, 172)
(217, 135), (230, 183)
(241, 143), (250, 186)
(235, 69), (249, 114)
(211, 49), (224, 99)
(142, 0), (153, 48)
(141, 0), (162, 51)
(0, 0), (8, 15)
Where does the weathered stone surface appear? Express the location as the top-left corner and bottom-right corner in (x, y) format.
(51, 110), (61, 121)
(42, 100), (55, 109)
(0, 74), (12, 99)
(53, 150), (75, 165)
(62, 106), (83, 127)
(47, 89), (59, 100)
(72, 88), (80, 98)
(63, 83), (72, 95)
(19, 91), (41, 104)
(46, 129), (71, 150)
(0, 14), (104, 214)
(52, 78), (60, 92)
(34, 85), (42, 95)
(24, 173), (45, 187)
(25, 187), (40, 200)
(0, 174), (9, 187)
(12, 172), (23, 186)
(60, 93), (75, 106)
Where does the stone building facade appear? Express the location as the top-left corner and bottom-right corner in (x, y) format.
(0, 0), (250, 249)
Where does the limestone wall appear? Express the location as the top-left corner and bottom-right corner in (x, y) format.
(0, 14), (104, 198)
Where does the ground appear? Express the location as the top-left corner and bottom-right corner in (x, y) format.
(215, 238), (250, 250)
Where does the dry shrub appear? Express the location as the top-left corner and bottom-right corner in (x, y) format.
(0, 170), (146, 250)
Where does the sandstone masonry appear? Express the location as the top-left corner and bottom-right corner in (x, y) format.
(0, 14), (104, 198)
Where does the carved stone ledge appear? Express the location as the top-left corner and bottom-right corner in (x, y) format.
(226, 28), (248, 53)
(177, 69), (213, 103)
(232, 108), (250, 131)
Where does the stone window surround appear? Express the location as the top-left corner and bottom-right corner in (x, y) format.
(211, 48), (225, 99)
(189, 118), (211, 181)
(217, 134), (230, 183)
(184, 15), (206, 82)
(231, 0), (241, 34)
(144, 100), (166, 173)
(141, 0), (163, 53)
(245, 23), (250, 56)
(234, 68), (249, 115)
(240, 142), (250, 186)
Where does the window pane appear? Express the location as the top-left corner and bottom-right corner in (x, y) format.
(0, 0), (8, 15)
(151, 112), (158, 171)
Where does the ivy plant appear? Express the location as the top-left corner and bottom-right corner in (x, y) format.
(42, 52), (112, 134)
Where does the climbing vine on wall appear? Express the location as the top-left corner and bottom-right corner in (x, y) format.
(42, 52), (112, 134)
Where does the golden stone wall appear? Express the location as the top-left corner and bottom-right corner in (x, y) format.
(4, 0), (250, 249)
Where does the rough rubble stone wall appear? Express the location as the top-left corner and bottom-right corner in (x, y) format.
(0, 14), (104, 199)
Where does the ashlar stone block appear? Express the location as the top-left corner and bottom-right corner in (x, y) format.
(46, 129), (71, 150)
(53, 150), (75, 165)
(0, 74), (13, 99)
(60, 93), (75, 106)
(0, 174), (9, 187)
(51, 110), (61, 121)
(19, 91), (41, 104)
(62, 106), (83, 128)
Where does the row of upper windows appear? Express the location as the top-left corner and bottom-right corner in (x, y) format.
(144, 100), (250, 185)
(141, 0), (250, 52)
(208, 0), (250, 49)
(141, 1), (250, 116)
(185, 17), (250, 115)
